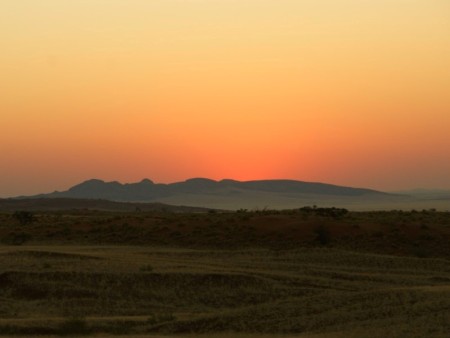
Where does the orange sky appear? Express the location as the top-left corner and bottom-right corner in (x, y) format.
(1, 0), (450, 197)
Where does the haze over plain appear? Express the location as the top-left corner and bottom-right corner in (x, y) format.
(1, 0), (449, 197)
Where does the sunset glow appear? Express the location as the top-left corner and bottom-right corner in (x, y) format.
(1, 0), (450, 196)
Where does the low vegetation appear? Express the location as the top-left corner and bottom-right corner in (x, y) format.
(1, 208), (449, 257)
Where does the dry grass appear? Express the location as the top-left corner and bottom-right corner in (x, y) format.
(0, 209), (449, 336)
(0, 245), (449, 337)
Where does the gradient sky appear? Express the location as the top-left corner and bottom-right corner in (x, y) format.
(1, 0), (450, 197)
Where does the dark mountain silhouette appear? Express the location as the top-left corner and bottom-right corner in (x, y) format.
(19, 178), (388, 201)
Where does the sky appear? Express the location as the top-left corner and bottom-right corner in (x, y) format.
(1, 0), (450, 197)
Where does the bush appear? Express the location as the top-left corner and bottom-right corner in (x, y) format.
(314, 225), (331, 245)
(2, 232), (31, 245)
(12, 211), (35, 225)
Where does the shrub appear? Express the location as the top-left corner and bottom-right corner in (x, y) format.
(12, 211), (35, 225)
(314, 224), (331, 245)
(2, 232), (31, 245)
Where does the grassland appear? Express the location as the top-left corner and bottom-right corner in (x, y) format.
(0, 208), (449, 337)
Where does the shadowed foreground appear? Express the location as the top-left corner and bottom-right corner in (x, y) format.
(0, 245), (449, 337)
(0, 209), (449, 337)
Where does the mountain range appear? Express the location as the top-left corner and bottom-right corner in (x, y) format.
(11, 178), (449, 211)
(21, 178), (386, 199)
(9, 178), (392, 209)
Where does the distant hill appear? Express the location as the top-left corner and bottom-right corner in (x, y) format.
(0, 198), (211, 212)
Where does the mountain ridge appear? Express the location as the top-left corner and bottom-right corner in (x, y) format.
(16, 178), (390, 201)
